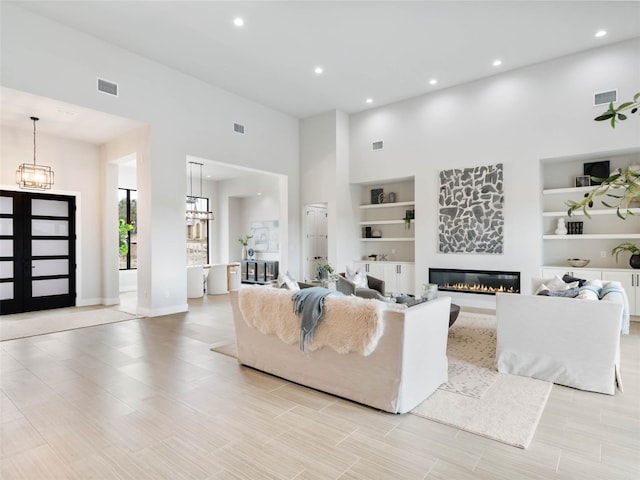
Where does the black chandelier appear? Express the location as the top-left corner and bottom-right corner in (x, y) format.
(16, 116), (54, 190)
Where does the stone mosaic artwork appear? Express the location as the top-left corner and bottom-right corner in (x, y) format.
(438, 163), (503, 254)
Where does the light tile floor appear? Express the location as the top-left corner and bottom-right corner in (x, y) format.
(1, 294), (638, 479)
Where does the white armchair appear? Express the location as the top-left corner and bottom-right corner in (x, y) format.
(496, 278), (624, 395)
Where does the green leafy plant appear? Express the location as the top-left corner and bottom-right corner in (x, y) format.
(238, 235), (253, 246)
(119, 219), (134, 255)
(316, 261), (334, 274)
(594, 92), (640, 128)
(403, 209), (414, 230)
(566, 168), (640, 219)
(611, 242), (640, 263)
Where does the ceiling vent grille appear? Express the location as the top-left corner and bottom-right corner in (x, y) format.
(372, 141), (384, 150)
(594, 89), (617, 106)
(233, 123), (245, 134)
(97, 78), (118, 97)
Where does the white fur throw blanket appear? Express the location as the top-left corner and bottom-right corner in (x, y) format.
(238, 286), (386, 356)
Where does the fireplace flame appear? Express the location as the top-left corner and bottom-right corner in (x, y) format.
(442, 283), (519, 294)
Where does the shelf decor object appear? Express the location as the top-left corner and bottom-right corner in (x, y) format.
(583, 160), (610, 186)
(16, 116), (54, 190)
(371, 188), (383, 204)
(567, 258), (590, 268)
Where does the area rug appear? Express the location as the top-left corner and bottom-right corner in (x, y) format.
(0, 307), (141, 341)
(411, 312), (552, 449)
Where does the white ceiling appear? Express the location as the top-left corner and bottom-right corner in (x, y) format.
(3, 1), (640, 180)
(9, 1), (640, 120)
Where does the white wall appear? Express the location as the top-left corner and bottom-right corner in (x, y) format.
(0, 126), (103, 305)
(299, 110), (359, 274)
(349, 39), (640, 306)
(2, 4), (299, 316)
(214, 174), (282, 265)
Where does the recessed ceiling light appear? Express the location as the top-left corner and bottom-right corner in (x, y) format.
(429, 79), (438, 85)
(366, 98), (373, 104)
(314, 66), (323, 74)
(492, 59), (502, 67)
(595, 30), (607, 38)
(233, 17), (244, 27)
(257, 192), (263, 196)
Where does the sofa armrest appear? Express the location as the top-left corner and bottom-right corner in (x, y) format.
(336, 275), (356, 296)
(367, 275), (385, 295)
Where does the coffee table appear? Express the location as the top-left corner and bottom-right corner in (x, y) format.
(449, 304), (460, 327)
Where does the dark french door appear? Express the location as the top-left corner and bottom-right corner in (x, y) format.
(0, 190), (76, 314)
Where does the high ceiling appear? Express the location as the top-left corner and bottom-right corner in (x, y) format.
(2, 1), (639, 182)
(9, 1), (640, 120)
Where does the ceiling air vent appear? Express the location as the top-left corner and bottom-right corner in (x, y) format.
(594, 89), (617, 106)
(372, 141), (383, 151)
(97, 78), (118, 97)
(233, 123), (245, 134)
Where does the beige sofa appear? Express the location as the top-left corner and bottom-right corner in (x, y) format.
(496, 278), (624, 395)
(229, 287), (451, 413)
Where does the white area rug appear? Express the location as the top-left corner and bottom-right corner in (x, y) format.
(439, 313), (499, 398)
(411, 312), (552, 449)
(0, 307), (141, 341)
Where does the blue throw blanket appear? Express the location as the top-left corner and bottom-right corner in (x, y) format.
(291, 287), (343, 352)
(599, 283), (630, 335)
(578, 283), (630, 335)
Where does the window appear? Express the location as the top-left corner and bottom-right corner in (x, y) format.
(118, 188), (137, 270)
(186, 196), (209, 265)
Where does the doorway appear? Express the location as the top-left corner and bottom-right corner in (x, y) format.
(0, 190), (76, 314)
(304, 203), (328, 281)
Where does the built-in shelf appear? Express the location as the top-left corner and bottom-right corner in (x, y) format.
(543, 233), (640, 240)
(360, 238), (415, 242)
(542, 186), (593, 195)
(360, 219), (411, 226)
(360, 201), (414, 210)
(542, 208), (640, 217)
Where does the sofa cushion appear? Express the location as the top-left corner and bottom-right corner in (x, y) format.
(346, 265), (369, 289)
(535, 275), (579, 295)
(278, 271), (300, 291)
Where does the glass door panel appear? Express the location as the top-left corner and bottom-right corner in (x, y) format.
(32, 278), (69, 297)
(31, 219), (69, 236)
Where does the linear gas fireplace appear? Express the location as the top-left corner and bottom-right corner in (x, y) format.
(429, 268), (520, 295)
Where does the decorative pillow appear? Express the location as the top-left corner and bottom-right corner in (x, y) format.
(537, 287), (580, 298)
(548, 275), (579, 291)
(346, 265), (369, 289)
(576, 289), (599, 300)
(535, 275), (579, 295)
(562, 274), (586, 287)
(278, 271), (300, 291)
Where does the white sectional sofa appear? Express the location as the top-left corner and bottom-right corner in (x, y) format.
(496, 278), (624, 395)
(229, 286), (451, 413)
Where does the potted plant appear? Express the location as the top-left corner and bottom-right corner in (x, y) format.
(316, 261), (334, 280)
(238, 234), (253, 260)
(611, 242), (640, 269)
(403, 209), (414, 230)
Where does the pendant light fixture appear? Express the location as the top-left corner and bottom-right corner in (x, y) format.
(186, 161), (214, 220)
(16, 116), (54, 190)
